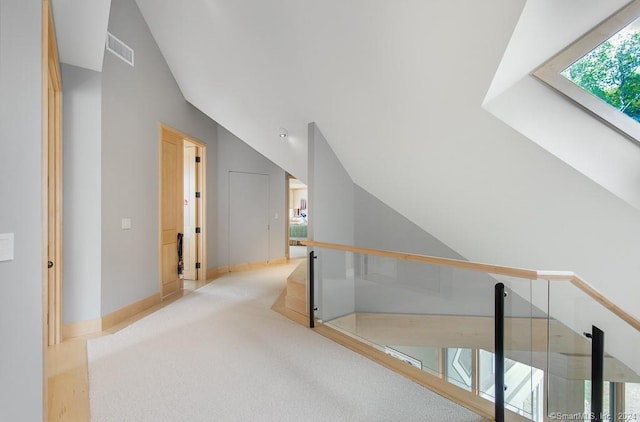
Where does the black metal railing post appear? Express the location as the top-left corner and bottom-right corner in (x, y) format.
(309, 251), (316, 328)
(590, 325), (605, 422)
(495, 283), (505, 422)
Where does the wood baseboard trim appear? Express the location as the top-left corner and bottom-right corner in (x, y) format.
(102, 293), (162, 331)
(312, 323), (501, 421)
(269, 257), (288, 266)
(206, 267), (228, 280)
(271, 295), (508, 420)
(209, 257), (290, 277)
(271, 288), (310, 327)
(61, 318), (102, 339)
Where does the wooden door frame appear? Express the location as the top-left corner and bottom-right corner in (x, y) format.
(42, 0), (62, 348)
(159, 124), (207, 298)
(182, 137), (206, 281)
(42, 0), (63, 417)
(285, 174), (292, 260)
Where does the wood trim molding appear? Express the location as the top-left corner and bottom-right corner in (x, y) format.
(158, 123), (208, 297)
(539, 271), (640, 332)
(273, 292), (531, 420)
(569, 275), (640, 332)
(271, 288), (309, 327)
(228, 258), (288, 272)
(206, 266), (229, 279)
(102, 293), (161, 331)
(208, 257), (290, 276)
(313, 323), (531, 422)
(62, 318), (102, 340)
(269, 257), (288, 266)
(301, 240), (538, 280)
(314, 324), (485, 420)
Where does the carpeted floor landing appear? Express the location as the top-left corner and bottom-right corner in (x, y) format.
(87, 262), (487, 422)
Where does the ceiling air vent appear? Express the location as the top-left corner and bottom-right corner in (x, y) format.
(106, 32), (134, 67)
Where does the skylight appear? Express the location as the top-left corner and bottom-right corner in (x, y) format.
(534, 0), (640, 143)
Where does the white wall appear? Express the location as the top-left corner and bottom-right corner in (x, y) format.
(307, 123), (354, 245)
(101, 0), (218, 315)
(62, 63), (102, 324)
(354, 185), (462, 258)
(308, 123), (355, 321)
(353, 184), (491, 316)
(0, 0), (44, 418)
(216, 125), (286, 268)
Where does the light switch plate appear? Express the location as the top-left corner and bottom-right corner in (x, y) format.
(121, 218), (132, 230)
(0, 233), (15, 262)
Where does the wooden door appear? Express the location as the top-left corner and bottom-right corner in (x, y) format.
(44, 0), (62, 346)
(160, 126), (184, 297)
(183, 143), (197, 280)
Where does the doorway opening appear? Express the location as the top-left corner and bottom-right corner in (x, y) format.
(287, 176), (308, 260)
(182, 139), (205, 292)
(159, 124), (207, 299)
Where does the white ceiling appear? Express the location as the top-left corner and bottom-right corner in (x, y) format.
(134, 0), (530, 184)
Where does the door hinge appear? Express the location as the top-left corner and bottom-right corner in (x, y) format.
(195, 227), (201, 234)
(195, 262), (201, 269)
(195, 192), (201, 198)
(195, 156), (201, 163)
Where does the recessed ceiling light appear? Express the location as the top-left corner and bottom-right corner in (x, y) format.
(278, 128), (288, 138)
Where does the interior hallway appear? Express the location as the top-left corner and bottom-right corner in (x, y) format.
(48, 261), (486, 421)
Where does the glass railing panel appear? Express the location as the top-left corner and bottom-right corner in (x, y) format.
(384, 345), (441, 376)
(446, 348), (473, 391)
(313, 246), (525, 396)
(546, 279), (640, 421)
(314, 248), (498, 381)
(546, 279), (594, 419)
(308, 243), (640, 422)
(312, 248), (356, 324)
(498, 280), (547, 422)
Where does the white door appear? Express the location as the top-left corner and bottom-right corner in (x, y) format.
(229, 172), (269, 266)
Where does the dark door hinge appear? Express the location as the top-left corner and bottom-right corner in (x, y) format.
(195, 192), (201, 198)
(195, 262), (201, 269)
(195, 156), (201, 163)
(195, 227), (201, 234)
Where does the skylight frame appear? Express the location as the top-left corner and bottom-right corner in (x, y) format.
(533, 0), (640, 144)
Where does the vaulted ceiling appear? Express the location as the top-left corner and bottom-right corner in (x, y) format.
(52, 0), (640, 316)
(52, 0), (635, 207)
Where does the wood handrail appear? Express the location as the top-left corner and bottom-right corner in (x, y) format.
(301, 240), (640, 332)
(568, 275), (640, 332)
(301, 240), (539, 279)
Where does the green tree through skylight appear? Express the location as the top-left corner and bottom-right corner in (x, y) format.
(561, 24), (640, 122)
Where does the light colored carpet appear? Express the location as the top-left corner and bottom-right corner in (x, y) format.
(87, 263), (487, 422)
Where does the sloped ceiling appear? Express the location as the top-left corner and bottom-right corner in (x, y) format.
(51, 0), (111, 72)
(135, 0), (639, 211)
(54, 0), (640, 314)
(53, 0), (635, 216)
(134, 0), (528, 184)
